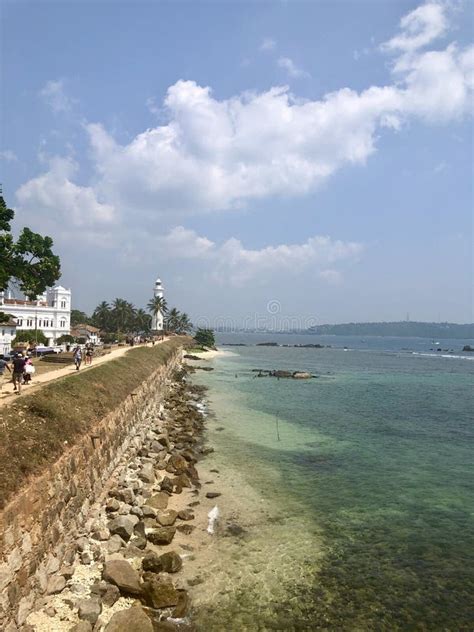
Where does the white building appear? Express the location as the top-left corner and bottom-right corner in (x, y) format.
(151, 278), (165, 331)
(0, 285), (71, 346)
(0, 317), (17, 355)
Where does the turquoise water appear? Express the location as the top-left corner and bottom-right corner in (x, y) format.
(194, 336), (474, 630)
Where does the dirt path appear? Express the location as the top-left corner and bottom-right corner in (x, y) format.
(0, 340), (169, 407)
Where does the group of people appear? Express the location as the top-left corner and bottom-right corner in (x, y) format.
(72, 343), (94, 370)
(0, 351), (35, 395)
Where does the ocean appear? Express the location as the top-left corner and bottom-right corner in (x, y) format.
(190, 334), (474, 631)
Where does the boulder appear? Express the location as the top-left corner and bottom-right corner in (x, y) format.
(102, 559), (142, 596)
(292, 371), (312, 379)
(169, 454), (188, 473)
(147, 527), (176, 545)
(145, 492), (169, 510)
(78, 598), (102, 625)
(108, 516), (137, 541)
(177, 509), (194, 521)
(160, 476), (174, 493)
(142, 573), (179, 609)
(206, 492), (221, 499)
(142, 551), (183, 574)
(107, 534), (125, 554)
(46, 574), (66, 595)
(70, 622), (93, 632)
(156, 509), (178, 527)
(139, 462), (155, 484)
(176, 524), (195, 535)
(104, 605), (153, 632)
(173, 589), (191, 617)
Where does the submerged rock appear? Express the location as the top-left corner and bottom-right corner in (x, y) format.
(142, 550), (183, 573)
(141, 572), (180, 608)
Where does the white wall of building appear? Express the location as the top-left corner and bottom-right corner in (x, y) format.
(152, 278), (165, 331)
(0, 285), (71, 346)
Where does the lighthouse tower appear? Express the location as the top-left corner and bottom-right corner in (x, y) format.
(152, 278), (164, 331)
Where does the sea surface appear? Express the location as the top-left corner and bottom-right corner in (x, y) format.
(191, 334), (474, 631)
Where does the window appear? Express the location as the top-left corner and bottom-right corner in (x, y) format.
(17, 319), (23, 326)
(10, 329), (14, 336)
(38, 320), (42, 327)
(1, 329), (4, 336)
(61, 300), (66, 309)
(60, 320), (66, 328)
(27, 319), (33, 327)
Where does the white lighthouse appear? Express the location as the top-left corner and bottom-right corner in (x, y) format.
(151, 277), (165, 331)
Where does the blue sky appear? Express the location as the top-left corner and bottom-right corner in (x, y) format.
(1, 0), (473, 326)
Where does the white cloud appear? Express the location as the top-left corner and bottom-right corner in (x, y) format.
(0, 149), (17, 162)
(260, 37), (276, 52)
(277, 56), (310, 78)
(39, 80), (75, 113)
(16, 156), (115, 227)
(382, 2), (449, 53)
(151, 227), (363, 285)
(16, 2), (474, 243)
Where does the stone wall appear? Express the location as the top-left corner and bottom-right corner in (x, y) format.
(0, 348), (182, 627)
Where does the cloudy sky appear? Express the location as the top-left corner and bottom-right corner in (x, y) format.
(1, 0), (473, 327)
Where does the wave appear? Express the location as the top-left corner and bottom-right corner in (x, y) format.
(411, 352), (474, 361)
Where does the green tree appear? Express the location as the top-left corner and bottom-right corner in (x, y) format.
(165, 307), (181, 333)
(134, 308), (152, 333)
(0, 194), (60, 298)
(194, 328), (215, 348)
(176, 312), (193, 334)
(147, 295), (168, 319)
(92, 301), (111, 331)
(71, 309), (90, 326)
(57, 334), (75, 344)
(111, 298), (136, 333)
(12, 330), (48, 346)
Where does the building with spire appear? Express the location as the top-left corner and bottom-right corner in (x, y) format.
(151, 278), (165, 331)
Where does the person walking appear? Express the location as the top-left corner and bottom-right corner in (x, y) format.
(0, 354), (12, 395)
(85, 345), (93, 366)
(73, 346), (83, 371)
(12, 352), (26, 394)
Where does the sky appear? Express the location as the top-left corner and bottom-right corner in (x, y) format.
(1, 0), (473, 328)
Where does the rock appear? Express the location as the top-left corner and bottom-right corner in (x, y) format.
(104, 605), (153, 632)
(142, 505), (157, 518)
(70, 622), (93, 632)
(130, 506), (143, 518)
(147, 527), (176, 545)
(292, 371), (312, 379)
(46, 574), (66, 595)
(80, 551), (93, 565)
(169, 454), (187, 473)
(91, 529), (110, 541)
(107, 534), (125, 554)
(145, 492), (169, 511)
(463, 345), (473, 352)
(78, 598), (102, 625)
(110, 488), (135, 504)
(177, 509), (194, 521)
(273, 370), (292, 378)
(173, 589), (191, 617)
(105, 498), (121, 513)
(108, 516), (137, 541)
(142, 572), (179, 608)
(134, 521), (147, 539)
(206, 492), (221, 499)
(173, 473), (192, 489)
(118, 503), (132, 515)
(76, 537), (89, 552)
(226, 523), (246, 537)
(139, 462), (155, 484)
(160, 476), (174, 493)
(142, 551), (182, 574)
(102, 559), (142, 596)
(131, 536), (147, 550)
(156, 433), (170, 449)
(59, 565), (75, 579)
(156, 509), (178, 526)
(102, 583), (120, 607)
(176, 524), (195, 535)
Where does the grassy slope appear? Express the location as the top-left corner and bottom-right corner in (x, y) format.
(0, 339), (187, 509)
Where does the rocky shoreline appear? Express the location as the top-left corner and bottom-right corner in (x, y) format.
(18, 365), (214, 632)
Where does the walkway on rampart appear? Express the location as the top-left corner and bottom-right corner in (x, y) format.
(0, 339), (169, 408)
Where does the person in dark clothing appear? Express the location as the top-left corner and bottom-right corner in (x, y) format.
(12, 352), (26, 394)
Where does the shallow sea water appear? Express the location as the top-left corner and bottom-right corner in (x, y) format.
(191, 336), (474, 631)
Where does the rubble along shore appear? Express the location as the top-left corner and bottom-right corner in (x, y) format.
(19, 366), (213, 632)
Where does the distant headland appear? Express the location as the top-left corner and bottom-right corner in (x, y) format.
(306, 322), (474, 339)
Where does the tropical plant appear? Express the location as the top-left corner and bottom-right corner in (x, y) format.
(111, 298), (136, 333)
(194, 328), (215, 348)
(70, 309), (90, 326)
(92, 301), (111, 331)
(134, 308), (152, 333)
(147, 295), (168, 318)
(57, 334), (75, 344)
(0, 193), (61, 298)
(12, 330), (48, 346)
(176, 312), (193, 334)
(164, 307), (181, 333)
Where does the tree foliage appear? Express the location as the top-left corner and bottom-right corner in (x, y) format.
(57, 334), (75, 344)
(194, 328), (215, 348)
(12, 330), (48, 346)
(70, 309), (90, 326)
(0, 194), (60, 298)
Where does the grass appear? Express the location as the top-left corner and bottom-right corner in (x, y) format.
(0, 338), (188, 509)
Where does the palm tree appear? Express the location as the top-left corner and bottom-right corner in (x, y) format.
(147, 295), (168, 316)
(165, 307), (181, 333)
(134, 308), (152, 333)
(112, 298), (136, 333)
(176, 312), (193, 334)
(92, 301), (111, 331)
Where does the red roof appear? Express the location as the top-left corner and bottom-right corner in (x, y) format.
(3, 298), (48, 307)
